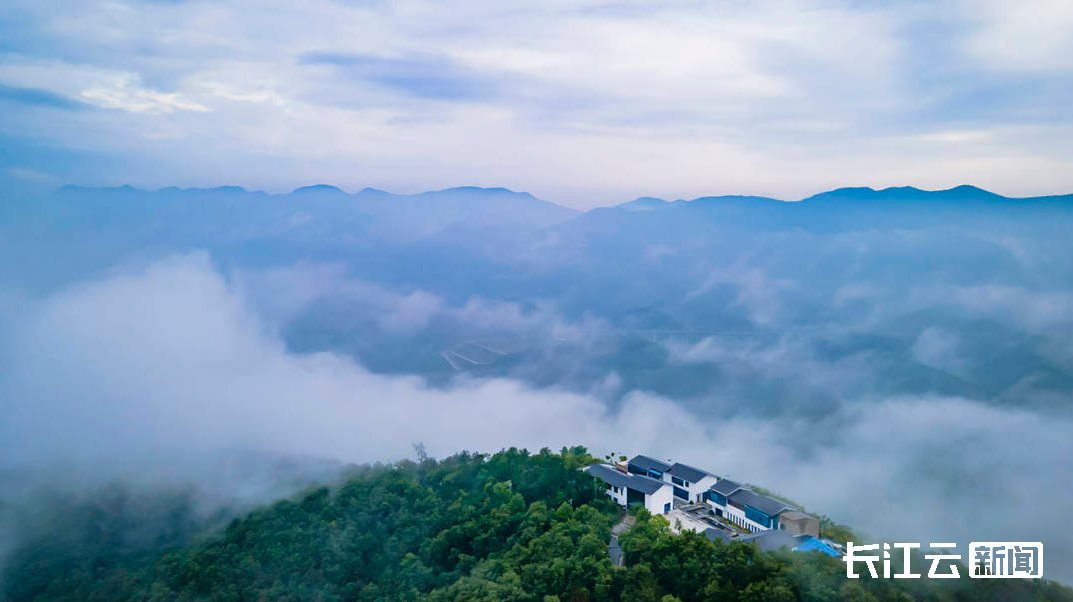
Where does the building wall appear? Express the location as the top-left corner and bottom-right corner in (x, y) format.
(780, 515), (819, 537)
(686, 475), (718, 503)
(603, 483), (628, 507)
(599, 481), (673, 515)
(664, 473), (717, 504)
(705, 500), (771, 533)
(646, 485), (674, 515)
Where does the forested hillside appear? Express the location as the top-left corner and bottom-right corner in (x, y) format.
(3, 447), (1071, 602)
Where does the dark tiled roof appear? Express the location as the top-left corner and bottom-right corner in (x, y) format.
(728, 489), (794, 517)
(628, 454), (672, 474)
(709, 478), (744, 497)
(585, 463), (667, 495)
(703, 528), (733, 544)
(738, 529), (800, 552)
(667, 462), (713, 483)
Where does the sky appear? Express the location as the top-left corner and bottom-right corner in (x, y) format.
(2, 0), (1073, 208)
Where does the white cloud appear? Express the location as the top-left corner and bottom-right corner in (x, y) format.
(80, 74), (210, 113)
(910, 284), (1073, 334)
(5, 166), (59, 184)
(3, 253), (1073, 580)
(2, 0), (1072, 204)
(911, 327), (966, 376)
(688, 263), (794, 324)
(958, 0), (1073, 72)
(232, 262), (605, 342)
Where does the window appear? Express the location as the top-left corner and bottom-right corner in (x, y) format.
(663, 502), (671, 513)
(744, 506), (772, 528)
(671, 476), (684, 486)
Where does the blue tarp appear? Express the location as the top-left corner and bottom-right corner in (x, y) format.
(795, 537), (840, 556)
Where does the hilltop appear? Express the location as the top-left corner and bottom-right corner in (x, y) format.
(3, 447), (1070, 602)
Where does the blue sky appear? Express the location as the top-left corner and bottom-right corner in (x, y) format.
(1, 0), (1072, 208)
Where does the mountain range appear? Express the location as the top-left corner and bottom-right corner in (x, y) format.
(5, 181), (1073, 580)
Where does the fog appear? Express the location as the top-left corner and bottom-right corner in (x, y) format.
(2, 184), (1073, 580)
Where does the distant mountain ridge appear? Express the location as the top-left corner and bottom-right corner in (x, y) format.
(39, 183), (1073, 245)
(46, 184), (579, 244)
(616, 184), (1073, 208)
(54, 182), (1073, 209)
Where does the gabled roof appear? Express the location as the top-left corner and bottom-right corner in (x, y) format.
(584, 463), (667, 495)
(667, 462), (713, 483)
(627, 454), (672, 474)
(728, 489), (795, 517)
(703, 528), (733, 544)
(709, 478), (744, 497)
(738, 529), (800, 552)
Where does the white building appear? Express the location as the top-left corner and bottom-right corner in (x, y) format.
(626, 455), (718, 505)
(704, 478), (795, 533)
(586, 454), (813, 536)
(665, 462), (718, 504)
(583, 463), (675, 515)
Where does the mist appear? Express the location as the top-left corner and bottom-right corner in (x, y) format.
(2, 246), (1072, 580)
(2, 184), (1073, 581)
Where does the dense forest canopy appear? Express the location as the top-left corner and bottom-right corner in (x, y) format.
(2, 447), (1070, 602)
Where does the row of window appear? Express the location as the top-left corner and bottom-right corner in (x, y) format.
(705, 491), (728, 506)
(724, 511), (760, 533)
(744, 506), (773, 528)
(705, 493), (773, 531)
(628, 464), (664, 480)
(628, 464), (693, 488)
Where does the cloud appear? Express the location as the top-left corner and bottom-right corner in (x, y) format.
(0, 253), (614, 468)
(300, 51), (496, 100)
(80, 74), (210, 113)
(957, 0), (1073, 73)
(921, 285), (1073, 334)
(688, 264), (794, 325)
(911, 327), (966, 376)
(234, 263), (445, 336)
(5, 166), (60, 184)
(232, 262), (606, 344)
(1, 0), (1072, 204)
(3, 253), (1073, 579)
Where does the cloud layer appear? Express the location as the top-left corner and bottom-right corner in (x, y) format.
(2, 0), (1073, 205)
(3, 253), (1073, 579)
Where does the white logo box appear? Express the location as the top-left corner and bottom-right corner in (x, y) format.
(968, 542), (1043, 579)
